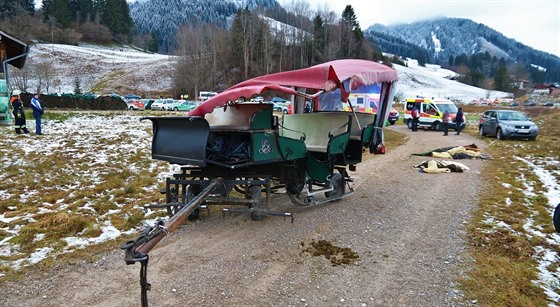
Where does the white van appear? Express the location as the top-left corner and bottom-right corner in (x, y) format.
(150, 98), (174, 111)
(198, 91), (218, 101)
(402, 97), (465, 131)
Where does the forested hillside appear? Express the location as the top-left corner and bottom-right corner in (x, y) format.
(366, 18), (560, 84)
(129, 0), (279, 53)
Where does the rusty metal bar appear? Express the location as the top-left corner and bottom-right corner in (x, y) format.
(136, 178), (222, 254)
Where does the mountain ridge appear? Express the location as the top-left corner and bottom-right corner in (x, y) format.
(126, 1), (559, 81)
(365, 18), (559, 79)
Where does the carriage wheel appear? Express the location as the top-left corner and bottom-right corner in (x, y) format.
(286, 160), (306, 194)
(250, 185), (265, 221)
(286, 179), (305, 194)
(325, 173), (345, 200)
(166, 187), (181, 217)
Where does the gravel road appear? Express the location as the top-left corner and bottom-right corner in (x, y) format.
(1, 125), (485, 306)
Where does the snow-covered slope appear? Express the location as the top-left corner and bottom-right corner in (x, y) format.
(23, 43), (177, 95)
(19, 43), (510, 102)
(393, 60), (510, 102)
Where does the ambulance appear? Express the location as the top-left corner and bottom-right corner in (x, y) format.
(402, 97), (465, 131)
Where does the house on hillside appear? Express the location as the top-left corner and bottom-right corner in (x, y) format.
(532, 84), (550, 95)
(511, 79), (530, 90)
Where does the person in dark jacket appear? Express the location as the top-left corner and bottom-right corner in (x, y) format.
(10, 90), (29, 134)
(30, 93), (44, 135)
(411, 105), (420, 131)
(455, 107), (464, 135)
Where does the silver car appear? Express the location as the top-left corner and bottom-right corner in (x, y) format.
(150, 98), (174, 111)
(478, 110), (538, 140)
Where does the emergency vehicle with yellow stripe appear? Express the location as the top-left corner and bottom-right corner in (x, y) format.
(403, 97), (465, 131)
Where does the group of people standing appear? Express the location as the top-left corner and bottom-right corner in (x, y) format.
(10, 90), (44, 135)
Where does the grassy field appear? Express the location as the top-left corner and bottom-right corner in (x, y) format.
(380, 104), (560, 305)
(1, 107), (558, 305)
(0, 111), (174, 280)
(458, 106), (560, 306)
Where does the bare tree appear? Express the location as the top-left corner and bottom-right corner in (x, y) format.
(34, 59), (57, 94)
(9, 65), (30, 93)
(174, 24), (230, 98)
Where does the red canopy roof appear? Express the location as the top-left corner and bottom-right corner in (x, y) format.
(189, 59), (398, 117)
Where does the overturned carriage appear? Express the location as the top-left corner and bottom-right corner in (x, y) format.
(122, 59), (398, 306)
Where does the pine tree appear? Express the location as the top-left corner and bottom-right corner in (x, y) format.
(0, 0), (34, 19)
(148, 32), (159, 53)
(312, 14), (325, 64)
(69, 0), (94, 24)
(339, 5), (364, 59)
(43, 0), (72, 28)
(494, 64), (510, 91)
(99, 0), (134, 40)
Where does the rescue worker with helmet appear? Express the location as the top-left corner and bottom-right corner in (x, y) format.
(10, 90), (29, 134)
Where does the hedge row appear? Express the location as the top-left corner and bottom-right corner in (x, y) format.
(19, 93), (126, 110)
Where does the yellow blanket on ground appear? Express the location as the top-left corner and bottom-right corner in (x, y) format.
(446, 146), (480, 158)
(422, 160), (452, 173)
(415, 160), (470, 173)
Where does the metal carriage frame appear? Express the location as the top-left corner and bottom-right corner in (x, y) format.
(121, 59), (399, 307)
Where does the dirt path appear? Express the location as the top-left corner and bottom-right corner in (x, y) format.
(1, 125), (486, 306)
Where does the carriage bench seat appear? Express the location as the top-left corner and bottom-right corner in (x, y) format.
(319, 112), (376, 141)
(280, 113), (351, 153)
(348, 112), (376, 141)
(204, 103), (273, 131)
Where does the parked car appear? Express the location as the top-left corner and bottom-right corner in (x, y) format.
(165, 100), (184, 111)
(150, 98), (174, 110)
(271, 96), (286, 103)
(388, 107), (399, 125)
(142, 99), (155, 110)
(478, 110), (538, 141)
(543, 101), (555, 107)
(173, 101), (197, 112)
(251, 96), (265, 102)
(126, 99), (145, 110)
(124, 94), (141, 100)
(272, 102), (289, 114)
(509, 102), (520, 107)
(198, 91), (218, 101)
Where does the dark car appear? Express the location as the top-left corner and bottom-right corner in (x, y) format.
(124, 94), (141, 100)
(388, 107), (399, 125)
(479, 110), (538, 141)
(142, 99), (155, 110)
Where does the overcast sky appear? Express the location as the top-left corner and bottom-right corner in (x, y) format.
(278, 0), (560, 57)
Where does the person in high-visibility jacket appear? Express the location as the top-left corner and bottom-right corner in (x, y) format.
(10, 90), (29, 134)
